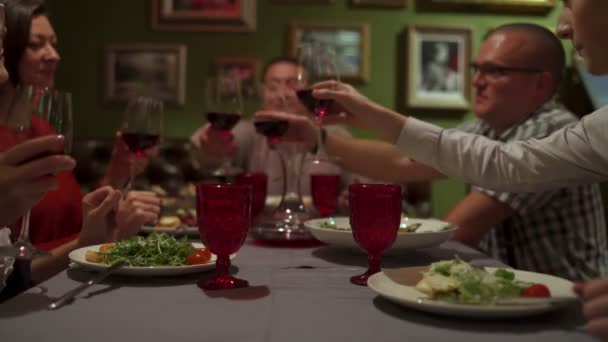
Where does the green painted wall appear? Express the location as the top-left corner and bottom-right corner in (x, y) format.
(46, 0), (567, 217)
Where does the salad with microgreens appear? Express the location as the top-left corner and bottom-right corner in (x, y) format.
(97, 232), (197, 267)
(415, 258), (551, 304)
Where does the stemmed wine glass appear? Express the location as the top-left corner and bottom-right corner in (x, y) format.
(0, 85), (73, 259)
(253, 116), (289, 209)
(295, 42), (340, 163)
(349, 184), (402, 286)
(205, 75), (243, 178)
(120, 96), (163, 191)
(251, 91), (315, 241)
(196, 183), (251, 290)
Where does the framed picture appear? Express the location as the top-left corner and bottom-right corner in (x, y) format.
(272, 0), (333, 3)
(151, 0), (256, 32)
(351, 0), (407, 7)
(102, 44), (187, 106)
(406, 26), (472, 110)
(287, 22), (370, 83)
(212, 57), (261, 99)
(419, 0), (555, 14)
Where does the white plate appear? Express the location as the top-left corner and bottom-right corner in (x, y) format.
(142, 196), (312, 236)
(304, 217), (455, 251)
(367, 267), (576, 318)
(141, 225), (199, 236)
(68, 242), (226, 277)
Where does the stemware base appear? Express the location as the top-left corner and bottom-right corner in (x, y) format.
(350, 269), (379, 286)
(198, 275), (249, 290)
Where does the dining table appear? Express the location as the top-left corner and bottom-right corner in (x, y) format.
(0, 239), (593, 342)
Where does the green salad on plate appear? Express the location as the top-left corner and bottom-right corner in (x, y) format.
(415, 258), (547, 304)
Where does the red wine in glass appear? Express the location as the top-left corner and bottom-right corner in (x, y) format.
(296, 89), (334, 119)
(349, 184), (402, 286)
(122, 131), (160, 157)
(206, 112), (241, 131)
(310, 174), (340, 217)
(254, 120), (289, 144)
(196, 183), (251, 290)
(235, 172), (268, 220)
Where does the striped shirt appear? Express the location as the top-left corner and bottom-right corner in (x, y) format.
(457, 105), (608, 280)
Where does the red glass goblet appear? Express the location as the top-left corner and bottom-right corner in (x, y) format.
(235, 172), (268, 220)
(196, 184), (252, 290)
(310, 174), (340, 217)
(349, 184), (402, 286)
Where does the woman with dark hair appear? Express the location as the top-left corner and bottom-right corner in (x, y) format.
(0, 0), (160, 293)
(0, 2), (149, 300)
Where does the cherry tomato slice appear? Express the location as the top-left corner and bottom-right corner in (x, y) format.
(186, 248), (212, 265)
(523, 284), (551, 297)
(99, 243), (115, 252)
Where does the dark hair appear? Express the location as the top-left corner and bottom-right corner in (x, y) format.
(487, 23), (565, 95)
(261, 56), (298, 82)
(4, 0), (47, 86)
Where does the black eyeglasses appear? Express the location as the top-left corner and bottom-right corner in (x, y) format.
(470, 62), (543, 78)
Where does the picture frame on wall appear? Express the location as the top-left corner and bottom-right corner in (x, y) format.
(151, 0), (256, 32)
(406, 26), (472, 110)
(102, 44), (187, 106)
(287, 22), (370, 83)
(419, 0), (555, 14)
(212, 57), (261, 99)
(272, 0), (333, 3)
(351, 0), (407, 8)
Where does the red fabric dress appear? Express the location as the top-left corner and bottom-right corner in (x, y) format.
(0, 116), (83, 250)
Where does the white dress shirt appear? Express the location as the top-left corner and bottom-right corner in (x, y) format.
(396, 105), (608, 192)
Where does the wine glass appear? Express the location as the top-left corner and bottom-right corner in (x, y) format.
(349, 184), (402, 286)
(120, 96), (163, 191)
(295, 42), (340, 163)
(253, 117), (289, 208)
(310, 173), (340, 217)
(252, 96), (315, 241)
(205, 75), (243, 178)
(196, 183), (251, 290)
(235, 172), (268, 221)
(0, 85), (73, 260)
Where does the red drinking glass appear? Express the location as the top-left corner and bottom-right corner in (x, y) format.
(349, 184), (402, 286)
(196, 184), (252, 290)
(235, 172), (268, 219)
(310, 174), (340, 217)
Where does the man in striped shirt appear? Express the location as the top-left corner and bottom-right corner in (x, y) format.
(253, 23), (608, 280)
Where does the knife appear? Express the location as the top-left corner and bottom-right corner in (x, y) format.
(48, 260), (126, 310)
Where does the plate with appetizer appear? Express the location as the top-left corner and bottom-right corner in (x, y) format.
(367, 258), (578, 318)
(142, 185), (199, 236)
(142, 208), (199, 236)
(304, 217), (455, 251)
(68, 232), (229, 276)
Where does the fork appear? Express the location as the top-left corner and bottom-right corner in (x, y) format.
(48, 260), (126, 310)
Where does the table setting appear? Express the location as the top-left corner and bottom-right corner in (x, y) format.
(0, 178), (594, 342)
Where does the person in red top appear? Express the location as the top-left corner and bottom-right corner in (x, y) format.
(0, 0), (161, 287)
(1, 0), (160, 259)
